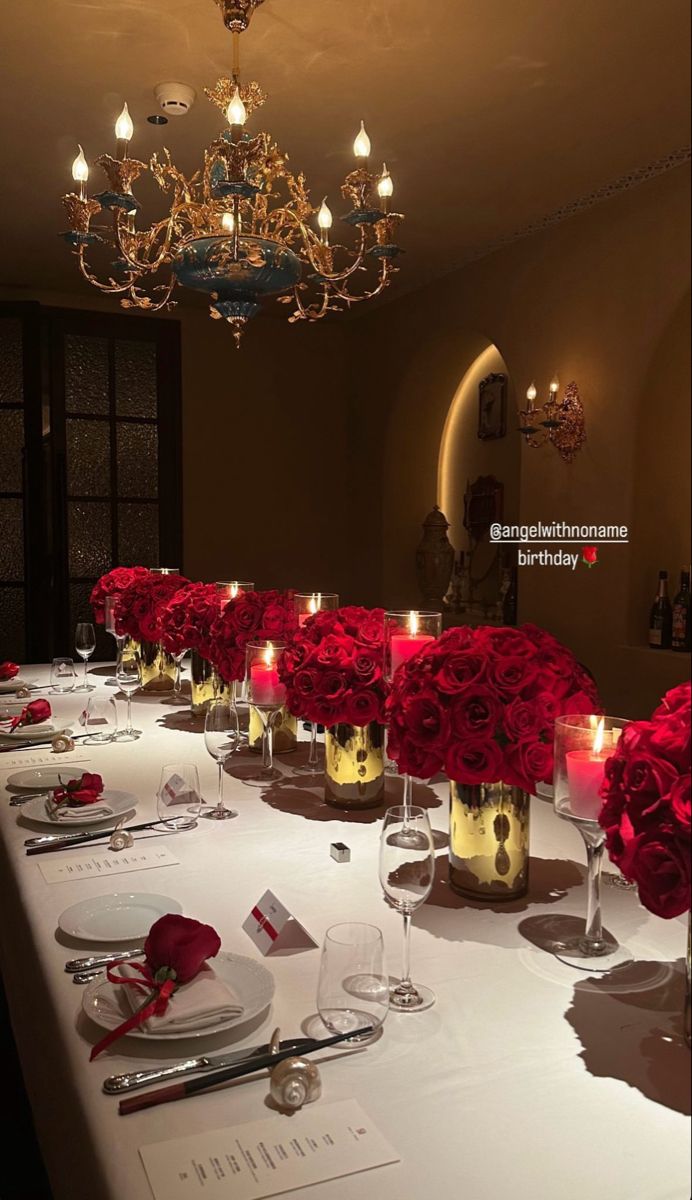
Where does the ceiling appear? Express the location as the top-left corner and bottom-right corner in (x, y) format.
(2, 0), (690, 306)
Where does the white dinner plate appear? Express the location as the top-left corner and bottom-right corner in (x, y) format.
(0, 724), (64, 745)
(21, 788), (137, 828)
(6, 765), (93, 790)
(58, 892), (183, 943)
(82, 951), (275, 1040)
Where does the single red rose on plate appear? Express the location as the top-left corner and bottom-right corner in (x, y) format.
(53, 771), (105, 807)
(0, 662), (20, 682)
(10, 698), (52, 731)
(144, 913), (221, 984)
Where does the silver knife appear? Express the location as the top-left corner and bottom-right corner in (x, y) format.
(102, 1038), (314, 1094)
(65, 948), (145, 973)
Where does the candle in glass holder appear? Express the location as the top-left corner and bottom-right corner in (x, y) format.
(298, 592), (321, 628)
(250, 644), (285, 706)
(390, 611), (435, 673)
(566, 718), (609, 819)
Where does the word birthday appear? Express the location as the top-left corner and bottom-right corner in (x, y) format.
(518, 549), (580, 569)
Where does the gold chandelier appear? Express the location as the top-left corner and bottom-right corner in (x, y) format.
(60, 0), (404, 346)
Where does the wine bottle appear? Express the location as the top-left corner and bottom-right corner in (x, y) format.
(649, 570), (672, 649)
(672, 567), (691, 652)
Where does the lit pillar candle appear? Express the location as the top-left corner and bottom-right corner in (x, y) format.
(390, 611), (435, 673)
(250, 644), (286, 706)
(566, 718), (609, 819)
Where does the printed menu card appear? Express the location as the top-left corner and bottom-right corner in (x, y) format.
(140, 1099), (400, 1199)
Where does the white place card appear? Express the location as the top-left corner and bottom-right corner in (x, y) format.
(0, 751), (90, 772)
(37, 845), (180, 884)
(139, 1100), (400, 1200)
(242, 888), (317, 955)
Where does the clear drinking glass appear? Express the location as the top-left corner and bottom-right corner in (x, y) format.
(244, 640), (286, 785)
(74, 622), (96, 691)
(115, 656), (142, 741)
(83, 695), (118, 743)
(50, 657), (77, 694)
(379, 805), (436, 1011)
(384, 610), (442, 812)
(157, 763), (200, 830)
(317, 923), (388, 1043)
(293, 592), (339, 775)
(104, 595), (127, 684)
(203, 698), (240, 820)
(553, 713), (631, 968)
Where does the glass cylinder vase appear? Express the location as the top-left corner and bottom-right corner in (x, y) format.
(136, 639), (177, 692)
(190, 650), (231, 716)
(324, 722), (385, 810)
(449, 780), (530, 901)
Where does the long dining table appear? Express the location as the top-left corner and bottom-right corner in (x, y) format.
(0, 664), (689, 1200)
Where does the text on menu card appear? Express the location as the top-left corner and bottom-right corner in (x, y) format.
(37, 846), (180, 884)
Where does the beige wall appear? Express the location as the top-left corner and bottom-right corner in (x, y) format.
(353, 165), (692, 717)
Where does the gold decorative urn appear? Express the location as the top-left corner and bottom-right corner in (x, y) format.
(416, 505), (455, 610)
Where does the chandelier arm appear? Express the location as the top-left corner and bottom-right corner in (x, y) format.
(327, 259), (392, 304)
(113, 211), (181, 275)
(123, 274), (179, 312)
(76, 246), (136, 295)
(289, 281), (333, 322)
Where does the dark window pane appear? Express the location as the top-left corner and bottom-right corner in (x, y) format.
(0, 409), (24, 492)
(66, 418), (111, 497)
(115, 341), (157, 418)
(0, 498), (23, 580)
(118, 502), (159, 566)
(0, 586), (25, 660)
(69, 579), (112, 661)
(65, 334), (109, 415)
(0, 320), (23, 406)
(116, 423), (158, 498)
(68, 501), (111, 577)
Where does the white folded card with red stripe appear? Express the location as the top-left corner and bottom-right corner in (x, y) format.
(242, 889), (317, 955)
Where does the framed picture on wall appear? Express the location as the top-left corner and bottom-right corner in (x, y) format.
(478, 372), (507, 440)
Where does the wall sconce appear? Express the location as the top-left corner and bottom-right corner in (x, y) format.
(518, 376), (586, 463)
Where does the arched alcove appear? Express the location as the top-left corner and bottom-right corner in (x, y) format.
(438, 342), (521, 609)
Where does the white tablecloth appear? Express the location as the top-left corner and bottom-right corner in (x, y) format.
(0, 666), (689, 1200)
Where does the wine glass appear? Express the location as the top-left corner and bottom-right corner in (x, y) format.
(317, 923), (388, 1043)
(169, 649), (188, 706)
(384, 610), (441, 813)
(115, 656), (142, 741)
(74, 622), (96, 691)
(203, 698), (239, 820)
(157, 763), (200, 830)
(244, 640), (286, 785)
(379, 805), (436, 1011)
(82, 695), (118, 743)
(50, 657), (77, 694)
(293, 592), (339, 775)
(552, 713), (631, 969)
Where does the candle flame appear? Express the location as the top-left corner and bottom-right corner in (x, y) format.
(308, 592), (322, 614)
(593, 717), (605, 754)
(263, 642), (274, 666)
(230, 582), (239, 599)
(408, 610), (418, 637)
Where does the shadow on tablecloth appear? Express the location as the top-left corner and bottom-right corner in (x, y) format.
(251, 769), (442, 825)
(565, 957), (691, 1114)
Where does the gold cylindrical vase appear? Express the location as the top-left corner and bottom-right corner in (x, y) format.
(136, 639), (177, 692)
(449, 780), (530, 901)
(190, 650), (231, 715)
(248, 704), (298, 754)
(324, 722), (385, 810)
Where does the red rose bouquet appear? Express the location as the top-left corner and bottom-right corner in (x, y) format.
(115, 570), (190, 643)
(0, 662), (20, 682)
(90, 566), (151, 625)
(210, 589), (296, 683)
(158, 583), (222, 660)
(599, 682), (691, 919)
(90, 914), (222, 1059)
(279, 606), (387, 727)
(387, 623), (600, 791)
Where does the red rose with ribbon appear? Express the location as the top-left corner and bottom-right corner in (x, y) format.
(53, 772), (105, 807)
(0, 662), (20, 682)
(89, 914), (222, 1060)
(9, 699), (51, 731)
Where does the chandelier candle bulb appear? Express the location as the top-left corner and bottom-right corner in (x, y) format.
(115, 102), (134, 157)
(550, 376), (560, 395)
(565, 718), (609, 820)
(250, 644), (286, 706)
(377, 164), (393, 212)
(353, 120), (371, 159)
(72, 146), (89, 199)
(317, 198), (332, 243)
(226, 87), (247, 135)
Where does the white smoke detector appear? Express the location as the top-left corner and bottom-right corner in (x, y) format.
(154, 82), (196, 117)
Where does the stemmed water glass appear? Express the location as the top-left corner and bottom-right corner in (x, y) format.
(170, 649), (188, 706)
(552, 713), (631, 969)
(115, 656), (142, 741)
(384, 611), (442, 815)
(317, 923), (389, 1043)
(379, 805), (436, 1011)
(244, 640), (286, 785)
(74, 622), (96, 691)
(293, 592), (339, 775)
(104, 596), (127, 683)
(203, 698), (240, 820)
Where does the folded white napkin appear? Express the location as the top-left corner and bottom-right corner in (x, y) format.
(45, 797), (114, 821)
(117, 961), (244, 1032)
